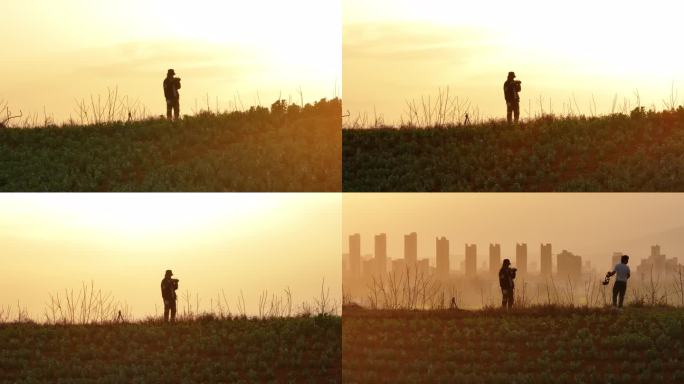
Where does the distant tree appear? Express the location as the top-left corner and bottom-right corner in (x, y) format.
(271, 100), (288, 116)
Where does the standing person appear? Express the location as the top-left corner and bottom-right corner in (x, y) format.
(503, 71), (522, 124)
(499, 259), (517, 309)
(449, 297), (458, 310)
(161, 269), (179, 322)
(163, 69), (181, 121)
(606, 255), (630, 308)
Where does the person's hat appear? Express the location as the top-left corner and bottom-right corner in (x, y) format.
(503, 259), (511, 265)
(165, 269), (173, 276)
(167, 69), (175, 76)
(508, 71), (516, 79)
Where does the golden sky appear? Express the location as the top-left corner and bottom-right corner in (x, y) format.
(343, 193), (684, 271)
(0, 194), (341, 319)
(344, 0), (684, 123)
(1, 0), (340, 122)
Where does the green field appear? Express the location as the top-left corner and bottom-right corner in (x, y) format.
(0, 98), (340, 191)
(0, 315), (340, 383)
(342, 306), (684, 384)
(343, 108), (684, 191)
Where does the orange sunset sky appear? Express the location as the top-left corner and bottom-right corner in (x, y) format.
(0, 194), (341, 319)
(344, 0), (684, 123)
(1, 0), (340, 122)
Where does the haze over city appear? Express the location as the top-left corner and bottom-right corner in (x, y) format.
(343, 193), (684, 272)
(344, 0), (684, 123)
(2, 0), (340, 122)
(0, 194), (341, 319)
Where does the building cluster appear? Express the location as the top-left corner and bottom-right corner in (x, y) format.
(344, 232), (586, 279)
(633, 245), (680, 277)
(346, 233), (684, 283)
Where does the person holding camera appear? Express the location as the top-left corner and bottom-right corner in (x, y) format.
(163, 69), (182, 121)
(606, 255), (630, 308)
(161, 269), (179, 322)
(499, 259), (517, 309)
(503, 71), (522, 124)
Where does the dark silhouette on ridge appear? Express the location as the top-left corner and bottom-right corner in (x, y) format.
(503, 71), (521, 124)
(163, 69), (181, 121)
(161, 269), (179, 322)
(499, 259), (517, 309)
(605, 254), (630, 308)
(449, 297), (458, 310)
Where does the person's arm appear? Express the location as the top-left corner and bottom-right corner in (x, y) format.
(607, 271), (616, 277)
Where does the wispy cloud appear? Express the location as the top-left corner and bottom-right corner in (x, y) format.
(344, 22), (496, 64)
(71, 41), (263, 80)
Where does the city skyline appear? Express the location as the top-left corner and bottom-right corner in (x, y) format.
(344, 232), (680, 282)
(343, 194), (684, 270)
(343, 230), (682, 271)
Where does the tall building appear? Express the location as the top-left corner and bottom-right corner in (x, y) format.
(392, 258), (406, 275)
(349, 234), (361, 277)
(436, 237), (450, 278)
(636, 245), (680, 277)
(557, 250), (582, 279)
(417, 259), (430, 276)
(465, 244), (477, 277)
(516, 243), (528, 275)
(374, 233), (387, 275)
(489, 243), (501, 275)
(362, 258), (375, 279)
(540, 243), (552, 276)
(404, 232), (418, 267)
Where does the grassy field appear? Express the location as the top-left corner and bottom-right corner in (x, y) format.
(343, 108), (684, 191)
(0, 98), (340, 191)
(342, 306), (684, 384)
(0, 315), (340, 384)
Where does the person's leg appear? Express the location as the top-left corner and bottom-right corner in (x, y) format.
(509, 289), (515, 308)
(612, 283), (619, 307)
(173, 99), (180, 120)
(513, 103), (520, 123)
(170, 300), (177, 322)
(618, 282), (626, 308)
(163, 301), (170, 322)
(502, 289), (507, 308)
(507, 103), (513, 124)
(166, 100), (172, 120)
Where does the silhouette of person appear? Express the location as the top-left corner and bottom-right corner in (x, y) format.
(606, 255), (630, 308)
(163, 69), (181, 121)
(503, 71), (522, 124)
(449, 297), (458, 310)
(499, 259), (517, 309)
(161, 269), (178, 322)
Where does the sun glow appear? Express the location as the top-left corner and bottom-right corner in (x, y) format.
(9, 194), (284, 242)
(1, 0), (340, 122)
(0, 194), (341, 318)
(344, 0), (684, 122)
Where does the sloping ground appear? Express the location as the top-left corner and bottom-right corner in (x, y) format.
(343, 109), (684, 191)
(0, 316), (341, 383)
(0, 99), (341, 191)
(343, 306), (684, 384)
